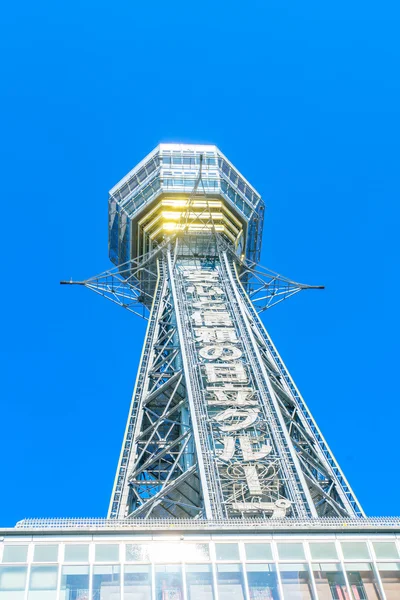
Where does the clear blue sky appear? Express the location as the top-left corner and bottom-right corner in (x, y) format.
(1, 1), (399, 527)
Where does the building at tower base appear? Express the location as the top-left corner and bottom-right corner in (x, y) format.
(1, 519), (400, 599)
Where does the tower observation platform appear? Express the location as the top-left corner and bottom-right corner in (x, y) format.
(2, 144), (399, 600)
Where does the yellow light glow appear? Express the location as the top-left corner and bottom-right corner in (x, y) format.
(161, 211), (225, 221)
(137, 193), (244, 249)
(161, 211), (182, 221)
(162, 199), (188, 207)
(163, 222), (178, 231)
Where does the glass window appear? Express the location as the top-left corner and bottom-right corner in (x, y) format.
(124, 565), (152, 600)
(2, 545), (28, 563)
(345, 563), (381, 600)
(0, 565), (27, 600)
(309, 542), (338, 560)
(246, 564), (279, 600)
(28, 565), (58, 600)
(60, 565), (89, 600)
(378, 563), (400, 600)
(33, 545), (58, 562)
(186, 564), (214, 600)
(245, 543), (273, 561)
(216, 564), (245, 600)
(312, 563), (347, 600)
(129, 543), (203, 563)
(92, 565), (120, 600)
(341, 542), (370, 560)
(185, 544), (210, 562)
(64, 544), (89, 562)
(215, 543), (240, 560)
(277, 543), (305, 560)
(279, 564), (313, 600)
(155, 565), (183, 600)
(137, 167), (147, 183)
(95, 544), (119, 562)
(126, 544), (151, 562)
(373, 542), (399, 560)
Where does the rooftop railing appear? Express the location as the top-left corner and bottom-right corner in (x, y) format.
(14, 517), (400, 531)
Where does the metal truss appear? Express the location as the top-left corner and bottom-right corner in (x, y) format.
(108, 258), (204, 520)
(61, 226), (322, 320)
(238, 263), (324, 312)
(229, 260), (365, 518)
(62, 240), (362, 521)
(60, 243), (169, 319)
(214, 235), (324, 312)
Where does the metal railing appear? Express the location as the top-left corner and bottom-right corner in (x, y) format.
(14, 516), (400, 530)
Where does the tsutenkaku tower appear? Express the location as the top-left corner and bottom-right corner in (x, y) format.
(64, 143), (364, 522)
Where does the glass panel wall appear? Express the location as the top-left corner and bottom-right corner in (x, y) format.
(378, 563), (400, 600)
(345, 563), (381, 600)
(126, 544), (151, 562)
(312, 563), (347, 600)
(60, 565), (89, 600)
(64, 544), (90, 562)
(279, 564), (313, 600)
(1, 535), (399, 599)
(277, 543), (305, 560)
(309, 543), (338, 561)
(124, 565), (152, 600)
(186, 544), (210, 562)
(185, 564), (214, 600)
(33, 544), (58, 562)
(155, 565), (183, 600)
(0, 565), (27, 600)
(216, 564), (245, 600)
(95, 544), (120, 562)
(215, 544), (240, 560)
(28, 565), (58, 600)
(246, 563), (279, 600)
(341, 543), (370, 560)
(245, 544), (273, 561)
(1, 546), (28, 563)
(373, 543), (399, 560)
(92, 565), (121, 600)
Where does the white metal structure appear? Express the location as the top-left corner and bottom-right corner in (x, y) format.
(2, 524), (400, 600)
(62, 144), (364, 523)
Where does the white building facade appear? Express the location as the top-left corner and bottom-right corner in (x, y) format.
(1, 520), (400, 599)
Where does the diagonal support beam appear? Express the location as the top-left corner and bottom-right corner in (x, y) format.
(241, 267), (324, 312)
(60, 243), (166, 319)
(210, 234), (324, 312)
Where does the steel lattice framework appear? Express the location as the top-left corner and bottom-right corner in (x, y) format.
(62, 144), (364, 522)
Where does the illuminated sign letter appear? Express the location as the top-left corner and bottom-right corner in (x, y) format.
(205, 363), (247, 383)
(199, 345), (242, 361)
(194, 328), (239, 344)
(207, 386), (256, 407)
(213, 408), (259, 432)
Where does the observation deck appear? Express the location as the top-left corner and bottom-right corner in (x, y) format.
(108, 143), (265, 265)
